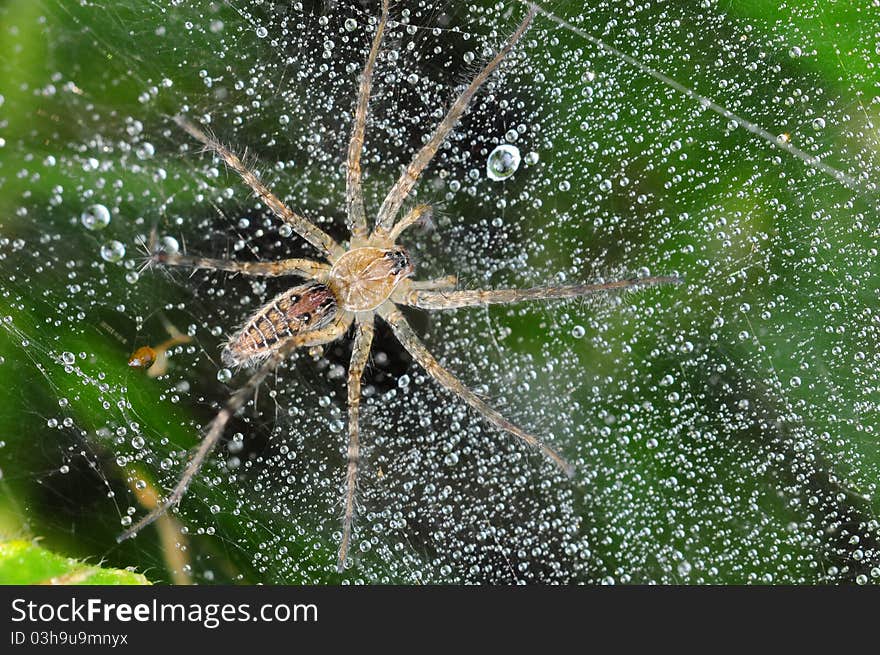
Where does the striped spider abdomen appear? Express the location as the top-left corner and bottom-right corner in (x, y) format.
(221, 282), (338, 367)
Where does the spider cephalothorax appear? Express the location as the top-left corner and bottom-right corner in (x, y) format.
(121, 2), (680, 573)
(328, 246), (415, 311)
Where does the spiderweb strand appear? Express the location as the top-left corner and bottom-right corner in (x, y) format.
(524, 1), (868, 194)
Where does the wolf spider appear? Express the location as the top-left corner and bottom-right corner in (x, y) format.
(119, 2), (680, 573)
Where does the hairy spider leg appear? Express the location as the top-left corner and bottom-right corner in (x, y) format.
(401, 275), (683, 309)
(154, 249), (330, 280)
(118, 316), (352, 543)
(347, 0), (390, 245)
(384, 203), (432, 244)
(338, 316), (376, 573)
(378, 303), (575, 478)
(373, 7), (537, 236)
(174, 116), (344, 261)
(408, 275), (458, 291)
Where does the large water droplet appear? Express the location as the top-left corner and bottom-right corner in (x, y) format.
(159, 235), (180, 254)
(486, 144), (521, 181)
(100, 240), (126, 262)
(135, 142), (155, 159)
(81, 204), (111, 230)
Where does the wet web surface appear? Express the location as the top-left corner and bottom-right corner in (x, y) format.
(0, 0), (878, 583)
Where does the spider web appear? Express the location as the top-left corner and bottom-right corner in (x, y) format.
(0, 0), (878, 584)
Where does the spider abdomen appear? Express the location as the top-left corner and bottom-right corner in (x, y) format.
(222, 283), (338, 367)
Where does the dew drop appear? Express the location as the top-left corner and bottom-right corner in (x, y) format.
(159, 235), (180, 254)
(100, 240), (126, 262)
(486, 144), (521, 181)
(135, 142), (155, 159)
(217, 368), (233, 383)
(81, 204), (111, 230)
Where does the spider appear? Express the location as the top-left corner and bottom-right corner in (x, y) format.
(118, 2), (680, 573)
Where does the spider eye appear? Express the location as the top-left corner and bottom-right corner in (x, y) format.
(385, 249), (412, 275)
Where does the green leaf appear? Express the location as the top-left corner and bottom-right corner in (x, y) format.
(0, 540), (151, 585)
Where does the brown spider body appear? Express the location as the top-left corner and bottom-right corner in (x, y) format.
(328, 246), (415, 311)
(121, 3), (681, 575)
(222, 283), (338, 367)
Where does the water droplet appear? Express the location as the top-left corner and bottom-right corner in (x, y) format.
(100, 240), (126, 262)
(344, 18), (357, 31)
(255, 26), (268, 38)
(81, 204), (111, 230)
(159, 235), (180, 254)
(135, 142), (155, 159)
(789, 376), (801, 388)
(131, 436), (145, 449)
(789, 46), (802, 58)
(486, 144), (521, 181)
(571, 325), (585, 339)
(61, 352), (75, 365)
(812, 117), (825, 130)
(217, 368), (232, 383)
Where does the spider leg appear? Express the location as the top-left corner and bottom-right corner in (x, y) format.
(377, 303), (574, 478)
(346, 0), (390, 245)
(373, 7), (537, 236)
(401, 276), (683, 309)
(154, 249), (330, 280)
(408, 275), (458, 291)
(338, 315), (376, 573)
(175, 116), (344, 261)
(384, 203), (432, 244)
(117, 316), (352, 544)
